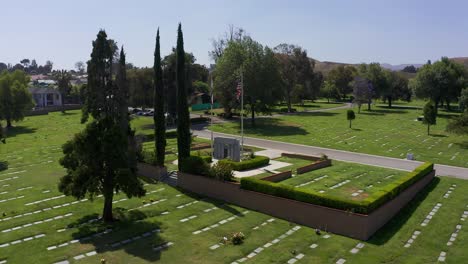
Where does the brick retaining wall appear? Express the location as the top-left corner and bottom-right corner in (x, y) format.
(178, 170), (435, 240)
(296, 159), (332, 174)
(261, 171), (292, 182)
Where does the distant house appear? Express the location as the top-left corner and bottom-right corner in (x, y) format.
(29, 87), (62, 108)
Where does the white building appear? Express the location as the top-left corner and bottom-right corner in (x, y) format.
(29, 87), (62, 107)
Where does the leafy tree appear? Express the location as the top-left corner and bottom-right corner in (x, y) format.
(274, 44), (317, 112)
(59, 30), (145, 222)
(214, 37), (282, 125)
(176, 23), (191, 165)
(20, 59), (30, 68)
(0, 123), (4, 144)
(321, 80), (340, 103)
(210, 25), (246, 62)
(53, 70), (72, 112)
(0, 63), (7, 73)
(0, 70), (33, 127)
(446, 112), (468, 135)
(383, 70), (410, 107)
(358, 63), (387, 110)
(75, 61), (86, 74)
(401, 65), (417, 73)
(192, 80), (209, 93)
(327, 65), (356, 100)
(423, 101), (437, 135)
(411, 57), (465, 111)
(459, 88), (468, 112)
(352, 76), (374, 113)
(30, 59), (38, 73)
(347, 110), (355, 128)
(154, 29), (166, 167)
(44, 60), (53, 73)
(162, 49), (197, 119)
(128, 68), (153, 108)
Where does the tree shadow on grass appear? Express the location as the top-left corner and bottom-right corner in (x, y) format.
(377, 105), (420, 110)
(360, 108), (408, 116)
(454, 141), (468, 149)
(224, 118), (309, 137)
(294, 112), (339, 117)
(4, 126), (37, 138)
(366, 177), (440, 245)
(429, 134), (448, 138)
(69, 209), (165, 262)
(175, 188), (244, 216)
(0, 161), (8, 172)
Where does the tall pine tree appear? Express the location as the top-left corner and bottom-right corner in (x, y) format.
(154, 29), (166, 166)
(59, 31), (145, 222)
(176, 23), (191, 168)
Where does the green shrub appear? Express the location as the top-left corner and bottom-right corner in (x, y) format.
(240, 162), (434, 214)
(218, 156), (270, 171)
(179, 156), (210, 176)
(209, 162), (234, 181)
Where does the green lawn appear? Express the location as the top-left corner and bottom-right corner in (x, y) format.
(210, 104), (468, 168)
(264, 158), (406, 201)
(0, 111), (468, 263)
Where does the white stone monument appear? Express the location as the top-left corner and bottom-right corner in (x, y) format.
(213, 137), (241, 162)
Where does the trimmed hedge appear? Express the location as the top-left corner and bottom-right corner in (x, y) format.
(218, 156), (270, 171)
(240, 162), (434, 214)
(137, 130), (177, 142)
(179, 156), (210, 176)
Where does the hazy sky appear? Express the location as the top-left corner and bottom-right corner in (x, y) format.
(2, 0), (468, 70)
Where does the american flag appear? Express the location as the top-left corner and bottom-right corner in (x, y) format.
(236, 81), (242, 101)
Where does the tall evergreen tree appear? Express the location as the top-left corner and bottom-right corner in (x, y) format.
(176, 23), (191, 167)
(59, 31), (145, 222)
(0, 70), (33, 127)
(154, 29), (166, 166)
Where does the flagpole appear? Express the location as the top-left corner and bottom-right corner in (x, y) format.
(240, 68), (244, 157)
(210, 74), (214, 160)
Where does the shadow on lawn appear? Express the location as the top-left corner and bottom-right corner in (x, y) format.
(176, 188), (244, 216)
(70, 210), (166, 262)
(3, 126), (37, 138)
(0, 161), (8, 172)
(454, 141), (468, 149)
(360, 108), (408, 116)
(367, 177), (440, 245)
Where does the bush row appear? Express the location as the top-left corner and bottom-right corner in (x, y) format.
(218, 156), (270, 171)
(240, 162), (434, 214)
(179, 156), (233, 181)
(137, 130), (177, 142)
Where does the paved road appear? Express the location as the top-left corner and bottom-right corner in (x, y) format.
(192, 127), (468, 180)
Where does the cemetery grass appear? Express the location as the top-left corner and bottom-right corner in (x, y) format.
(210, 104), (468, 168)
(0, 111), (468, 263)
(253, 157), (407, 201)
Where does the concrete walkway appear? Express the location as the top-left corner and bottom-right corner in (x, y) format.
(192, 129), (468, 180)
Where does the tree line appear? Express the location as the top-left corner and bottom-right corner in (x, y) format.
(0, 59), (54, 75)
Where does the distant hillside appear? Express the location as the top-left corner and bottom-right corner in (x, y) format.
(449, 57), (468, 68)
(313, 60), (355, 75)
(312, 57), (468, 77)
(380, 63), (423, 71)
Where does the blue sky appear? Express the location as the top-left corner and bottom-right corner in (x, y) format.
(2, 0), (468, 70)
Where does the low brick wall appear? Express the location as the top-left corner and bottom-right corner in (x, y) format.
(178, 170), (435, 240)
(137, 162), (167, 180)
(261, 171), (292, 182)
(281, 153), (320, 161)
(296, 159), (332, 174)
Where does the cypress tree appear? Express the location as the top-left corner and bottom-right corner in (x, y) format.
(59, 31), (145, 223)
(176, 23), (191, 167)
(154, 29), (166, 166)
